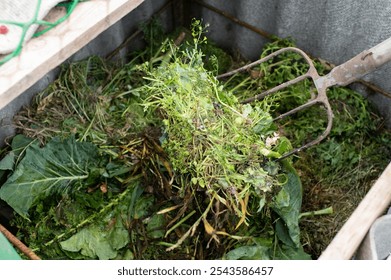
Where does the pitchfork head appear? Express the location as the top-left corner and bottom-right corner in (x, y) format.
(217, 47), (334, 160)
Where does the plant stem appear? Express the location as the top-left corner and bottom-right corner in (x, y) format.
(299, 206), (333, 219)
(165, 210), (196, 237)
(42, 176), (142, 248)
(0, 223), (41, 260)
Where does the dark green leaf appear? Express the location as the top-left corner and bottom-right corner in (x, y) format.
(0, 135), (35, 180)
(0, 153), (15, 171)
(224, 245), (271, 260)
(10, 134), (35, 157)
(271, 161), (302, 247)
(103, 162), (133, 178)
(134, 195), (154, 219)
(0, 137), (100, 218)
(146, 213), (165, 239)
(273, 244), (311, 260)
(60, 216), (129, 260)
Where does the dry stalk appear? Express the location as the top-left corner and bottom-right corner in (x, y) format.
(0, 223), (41, 260)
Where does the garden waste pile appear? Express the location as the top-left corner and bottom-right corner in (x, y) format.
(0, 20), (390, 259)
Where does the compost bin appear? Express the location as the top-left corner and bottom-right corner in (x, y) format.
(0, 0), (391, 260)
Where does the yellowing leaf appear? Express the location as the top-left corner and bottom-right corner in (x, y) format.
(235, 192), (250, 230)
(157, 204), (181, 214)
(203, 217), (215, 235)
(203, 217), (219, 243)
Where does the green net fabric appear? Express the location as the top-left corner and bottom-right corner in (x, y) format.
(0, 0), (79, 66)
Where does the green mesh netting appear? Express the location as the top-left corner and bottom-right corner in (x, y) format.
(0, 0), (79, 66)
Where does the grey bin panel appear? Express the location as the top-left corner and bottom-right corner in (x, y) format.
(356, 212), (391, 260)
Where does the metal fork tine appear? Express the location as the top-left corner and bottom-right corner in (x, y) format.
(277, 98), (333, 160)
(217, 47), (334, 159)
(217, 47), (303, 79)
(273, 98), (319, 121)
(241, 73), (311, 104)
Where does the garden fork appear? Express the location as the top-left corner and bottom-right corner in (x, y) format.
(218, 37), (391, 160)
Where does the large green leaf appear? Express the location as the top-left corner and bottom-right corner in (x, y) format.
(59, 185), (140, 260)
(0, 137), (99, 218)
(270, 161), (302, 247)
(60, 215), (129, 260)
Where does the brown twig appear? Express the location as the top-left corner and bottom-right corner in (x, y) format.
(357, 79), (391, 99)
(0, 223), (41, 260)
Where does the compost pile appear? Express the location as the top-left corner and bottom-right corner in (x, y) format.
(0, 20), (390, 259)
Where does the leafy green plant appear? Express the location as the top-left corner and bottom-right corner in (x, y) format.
(135, 21), (308, 258)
